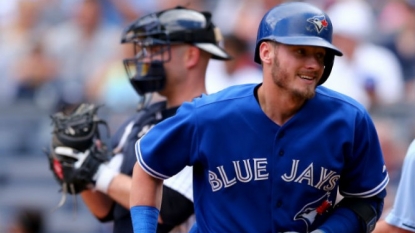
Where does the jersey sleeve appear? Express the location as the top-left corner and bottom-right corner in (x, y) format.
(339, 112), (389, 198)
(135, 101), (197, 180)
(385, 139), (415, 231)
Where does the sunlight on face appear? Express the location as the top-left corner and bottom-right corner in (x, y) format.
(270, 43), (326, 100)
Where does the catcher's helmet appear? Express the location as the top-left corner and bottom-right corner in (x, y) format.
(121, 6), (231, 95)
(254, 2), (343, 85)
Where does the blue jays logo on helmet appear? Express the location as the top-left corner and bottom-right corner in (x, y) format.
(294, 193), (332, 232)
(307, 15), (329, 33)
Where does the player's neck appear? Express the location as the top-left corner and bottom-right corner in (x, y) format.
(257, 84), (304, 125)
(164, 84), (206, 108)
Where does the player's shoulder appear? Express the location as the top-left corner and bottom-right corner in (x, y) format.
(173, 84), (258, 121)
(404, 139), (415, 162)
(193, 84), (257, 108)
(315, 86), (368, 114)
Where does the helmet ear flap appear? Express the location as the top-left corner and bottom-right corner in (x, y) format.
(318, 52), (335, 85)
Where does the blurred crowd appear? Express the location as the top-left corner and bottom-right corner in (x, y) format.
(0, 0), (414, 232)
(1, 0), (415, 110)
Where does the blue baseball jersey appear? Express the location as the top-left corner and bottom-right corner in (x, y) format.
(385, 139), (415, 232)
(136, 84), (389, 232)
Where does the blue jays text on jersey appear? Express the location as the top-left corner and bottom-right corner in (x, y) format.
(136, 84), (389, 233)
(208, 158), (340, 193)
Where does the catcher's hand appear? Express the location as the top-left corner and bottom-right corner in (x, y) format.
(47, 103), (111, 195)
(50, 143), (110, 194)
(48, 146), (90, 195)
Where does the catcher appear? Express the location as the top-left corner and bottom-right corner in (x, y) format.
(48, 103), (111, 198)
(47, 6), (231, 233)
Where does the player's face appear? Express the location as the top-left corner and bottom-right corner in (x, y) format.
(270, 43), (325, 100)
(125, 42), (190, 95)
(134, 45), (170, 62)
(156, 44), (190, 96)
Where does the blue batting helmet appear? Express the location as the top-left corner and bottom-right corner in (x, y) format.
(254, 2), (343, 85)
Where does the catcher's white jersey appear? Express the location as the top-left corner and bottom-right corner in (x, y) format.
(111, 105), (193, 202)
(385, 139), (415, 232)
(164, 166), (193, 201)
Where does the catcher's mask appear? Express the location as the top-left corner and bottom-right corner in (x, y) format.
(254, 2), (343, 85)
(120, 6), (231, 95)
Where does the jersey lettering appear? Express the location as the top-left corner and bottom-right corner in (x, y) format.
(208, 159), (338, 192)
(323, 175), (340, 192)
(208, 171), (223, 192)
(281, 159), (300, 182)
(282, 159), (339, 191)
(314, 167), (337, 189)
(233, 160), (252, 182)
(208, 158), (269, 192)
(254, 158), (269, 180)
(294, 163), (314, 185)
(217, 166), (237, 188)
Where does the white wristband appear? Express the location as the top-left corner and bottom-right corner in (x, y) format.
(94, 164), (119, 194)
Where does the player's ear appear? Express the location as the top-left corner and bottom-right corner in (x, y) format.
(184, 46), (201, 69)
(259, 41), (275, 65)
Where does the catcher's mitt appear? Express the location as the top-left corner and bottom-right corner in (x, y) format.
(47, 103), (110, 196)
(51, 103), (105, 152)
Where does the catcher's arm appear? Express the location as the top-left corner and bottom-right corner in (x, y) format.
(79, 149), (134, 212)
(47, 104), (121, 213)
(48, 104), (110, 193)
(79, 162), (139, 219)
(55, 145), (132, 216)
(51, 145), (126, 218)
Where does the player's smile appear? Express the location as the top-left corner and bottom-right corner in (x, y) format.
(298, 74), (317, 84)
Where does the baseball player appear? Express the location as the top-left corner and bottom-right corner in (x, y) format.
(130, 2), (388, 233)
(374, 138), (415, 233)
(49, 6), (231, 233)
